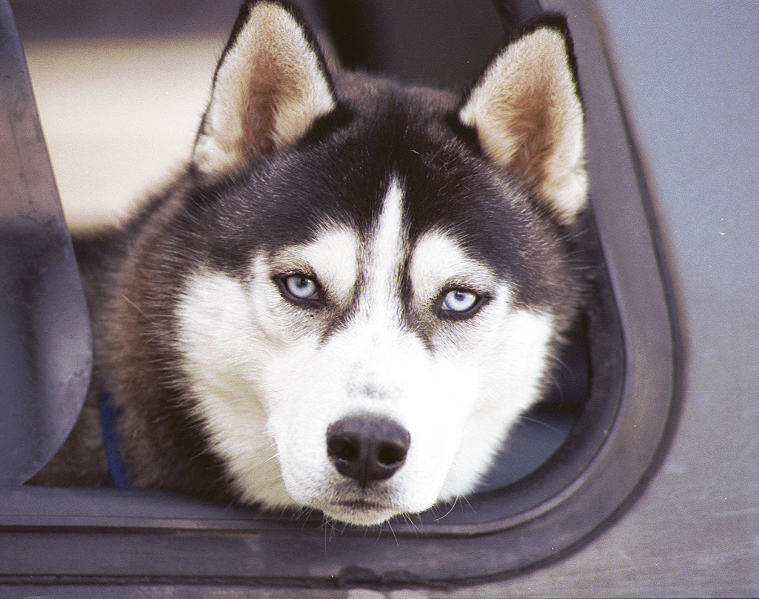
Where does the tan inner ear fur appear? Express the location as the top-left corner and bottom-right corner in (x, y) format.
(193, 2), (336, 177)
(459, 28), (587, 223)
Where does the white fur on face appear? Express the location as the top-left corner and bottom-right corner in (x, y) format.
(175, 179), (556, 525)
(405, 229), (556, 496)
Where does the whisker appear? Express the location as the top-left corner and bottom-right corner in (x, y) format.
(402, 511), (422, 534)
(384, 520), (399, 547)
(518, 414), (562, 434)
(434, 496), (460, 522)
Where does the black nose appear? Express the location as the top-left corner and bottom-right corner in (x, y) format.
(326, 415), (410, 488)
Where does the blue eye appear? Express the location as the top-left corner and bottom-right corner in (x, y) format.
(439, 288), (482, 318)
(282, 274), (320, 301)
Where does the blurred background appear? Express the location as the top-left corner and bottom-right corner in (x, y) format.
(11, 0), (239, 228)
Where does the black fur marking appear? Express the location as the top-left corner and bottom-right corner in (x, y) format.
(190, 75), (582, 317)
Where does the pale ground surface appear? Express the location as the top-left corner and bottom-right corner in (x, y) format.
(23, 34), (226, 229)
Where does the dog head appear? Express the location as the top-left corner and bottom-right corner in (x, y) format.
(173, 0), (587, 525)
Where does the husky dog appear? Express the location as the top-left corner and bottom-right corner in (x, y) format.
(34, 0), (589, 526)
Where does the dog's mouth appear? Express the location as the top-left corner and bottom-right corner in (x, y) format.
(334, 498), (389, 511)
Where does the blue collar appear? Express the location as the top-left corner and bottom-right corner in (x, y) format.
(98, 391), (130, 488)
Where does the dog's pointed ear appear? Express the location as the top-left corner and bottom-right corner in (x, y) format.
(192, 0), (336, 177)
(458, 17), (587, 223)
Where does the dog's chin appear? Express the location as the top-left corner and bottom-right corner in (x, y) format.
(314, 498), (405, 527)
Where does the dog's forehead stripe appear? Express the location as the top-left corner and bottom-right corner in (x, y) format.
(359, 177), (406, 322)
